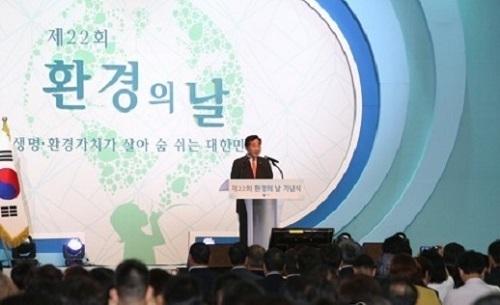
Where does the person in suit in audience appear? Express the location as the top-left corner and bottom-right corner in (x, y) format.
(258, 248), (286, 294)
(486, 240), (500, 288)
(444, 251), (500, 305)
(338, 238), (363, 278)
(230, 135), (273, 245)
(247, 244), (266, 277)
(187, 242), (218, 303)
(163, 275), (204, 305)
(110, 259), (153, 305)
(228, 242), (262, 281)
(353, 254), (377, 277)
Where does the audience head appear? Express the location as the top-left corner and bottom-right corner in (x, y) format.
(10, 261), (35, 290)
(247, 245), (266, 269)
(284, 248), (300, 276)
(443, 242), (466, 287)
(188, 242), (211, 266)
(149, 268), (172, 305)
(419, 249), (447, 284)
(298, 246), (322, 275)
(63, 265), (91, 280)
(457, 250), (487, 279)
(90, 267), (115, 294)
(61, 276), (108, 305)
(263, 247), (285, 273)
(389, 253), (420, 284)
(319, 244), (343, 271)
(111, 259), (152, 305)
(382, 233), (412, 255)
(338, 238), (362, 265)
(337, 274), (383, 304)
(218, 277), (264, 305)
(163, 275), (203, 305)
(488, 240), (500, 267)
(384, 278), (418, 305)
(353, 254), (377, 277)
(228, 242), (248, 266)
(32, 264), (63, 283)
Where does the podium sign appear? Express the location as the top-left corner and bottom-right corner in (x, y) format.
(228, 179), (304, 200)
(222, 179), (304, 248)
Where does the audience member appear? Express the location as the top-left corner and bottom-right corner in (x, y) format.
(63, 265), (91, 280)
(283, 248), (300, 278)
(444, 242), (466, 288)
(110, 259), (153, 305)
(163, 275), (204, 305)
(90, 267), (115, 296)
(247, 244), (266, 277)
(384, 278), (418, 305)
(298, 246), (322, 276)
(9, 261), (35, 291)
(338, 238), (362, 278)
(486, 240), (500, 288)
(149, 268), (172, 305)
(444, 250), (500, 305)
(353, 254), (377, 277)
(389, 253), (441, 305)
(377, 232), (412, 280)
(475, 294), (500, 305)
(187, 242), (218, 303)
(318, 243), (342, 277)
(61, 276), (108, 305)
(228, 242), (262, 281)
(218, 277), (264, 305)
(258, 247), (286, 294)
(420, 248), (454, 303)
(337, 274), (383, 304)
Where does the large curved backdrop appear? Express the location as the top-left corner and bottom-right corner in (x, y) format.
(0, 0), (498, 265)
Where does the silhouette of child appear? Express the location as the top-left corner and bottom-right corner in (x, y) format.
(110, 202), (165, 264)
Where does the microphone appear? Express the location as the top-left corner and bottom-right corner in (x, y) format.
(264, 155), (279, 164)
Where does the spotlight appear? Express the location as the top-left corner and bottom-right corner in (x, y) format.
(63, 238), (86, 266)
(11, 235), (38, 266)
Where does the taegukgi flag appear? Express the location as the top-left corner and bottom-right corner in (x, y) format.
(0, 117), (30, 248)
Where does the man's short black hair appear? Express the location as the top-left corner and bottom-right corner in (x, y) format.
(114, 259), (149, 302)
(488, 240), (500, 265)
(163, 275), (203, 305)
(457, 250), (487, 275)
(338, 239), (362, 264)
(263, 248), (285, 272)
(228, 242), (248, 266)
(247, 245), (265, 268)
(245, 135), (261, 148)
(189, 242), (211, 265)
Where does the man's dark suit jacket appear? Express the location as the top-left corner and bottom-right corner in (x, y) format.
(257, 273), (285, 295)
(485, 267), (500, 288)
(229, 266), (263, 281)
(189, 267), (219, 301)
(230, 155), (274, 213)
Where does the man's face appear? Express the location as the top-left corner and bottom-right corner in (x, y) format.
(246, 139), (261, 158)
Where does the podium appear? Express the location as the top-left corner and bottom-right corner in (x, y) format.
(220, 179), (304, 248)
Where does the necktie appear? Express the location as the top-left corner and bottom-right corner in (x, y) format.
(251, 158), (257, 178)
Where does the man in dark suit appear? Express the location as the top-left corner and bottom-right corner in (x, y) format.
(187, 242), (218, 303)
(257, 247), (286, 294)
(230, 135), (273, 245)
(486, 240), (500, 288)
(228, 242), (262, 281)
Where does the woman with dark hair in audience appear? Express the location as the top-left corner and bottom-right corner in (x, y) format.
(443, 242), (466, 288)
(419, 249), (454, 303)
(389, 253), (441, 305)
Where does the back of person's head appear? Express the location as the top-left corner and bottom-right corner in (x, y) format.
(457, 250), (487, 275)
(90, 267), (115, 294)
(0, 274), (18, 301)
(149, 268), (171, 297)
(113, 259), (151, 304)
(189, 242), (211, 265)
(264, 248), (285, 273)
(220, 278), (265, 305)
(163, 275), (203, 305)
(382, 233), (411, 255)
(284, 248), (300, 275)
(61, 276), (108, 305)
(24, 278), (64, 304)
(298, 246), (322, 275)
(247, 244), (265, 269)
(64, 265), (91, 280)
(488, 240), (500, 266)
(389, 253), (419, 283)
(281, 275), (314, 304)
(384, 278), (418, 305)
(337, 274), (383, 304)
(319, 244), (342, 270)
(228, 242), (248, 266)
(475, 294), (500, 305)
(419, 249), (447, 284)
(338, 239), (362, 265)
(10, 261), (35, 290)
(33, 264), (63, 283)
(353, 254), (376, 277)
(443, 242), (465, 266)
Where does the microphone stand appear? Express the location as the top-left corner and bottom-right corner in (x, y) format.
(271, 161), (284, 179)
